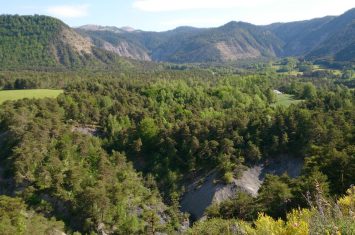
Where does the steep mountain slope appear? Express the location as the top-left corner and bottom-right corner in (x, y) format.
(266, 16), (336, 56)
(151, 22), (284, 63)
(305, 9), (355, 61)
(0, 15), (130, 69)
(268, 8), (355, 61)
(77, 25), (206, 61)
(78, 8), (355, 63)
(77, 28), (152, 61)
(79, 22), (283, 63)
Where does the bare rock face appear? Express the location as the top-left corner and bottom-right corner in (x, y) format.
(71, 124), (101, 136)
(214, 41), (262, 61)
(102, 41), (151, 61)
(60, 26), (93, 55)
(181, 155), (303, 220)
(50, 229), (67, 235)
(97, 223), (108, 235)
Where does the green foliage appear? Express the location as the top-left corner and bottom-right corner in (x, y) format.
(0, 15), (62, 68)
(0, 15), (133, 69)
(191, 186), (355, 235)
(0, 64), (354, 233)
(301, 82), (317, 99)
(206, 192), (256, 221)
(257, 175), (293, 218)
(0, 98), (172, 234)
(0, 196), (65, 235)
(139, 117), (159, 144)
(188, 218), (251, 235)
(222, 172), (234, 184)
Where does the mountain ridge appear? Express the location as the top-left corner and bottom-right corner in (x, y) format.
(77, 8), (355, 63)
(0, 8), (353, 69)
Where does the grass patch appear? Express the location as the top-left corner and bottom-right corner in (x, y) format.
(0, 89), (63, 104)
(272, 94), (303, 107)
(281, 71), (303, 76)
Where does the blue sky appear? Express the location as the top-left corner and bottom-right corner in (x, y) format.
(1, 0), (354, 31)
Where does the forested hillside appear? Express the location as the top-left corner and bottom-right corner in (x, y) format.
(0, 15), (131, 69)
(0, 90), (180, 234)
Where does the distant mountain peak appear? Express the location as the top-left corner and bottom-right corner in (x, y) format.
(78, 25), (136, 33)
(344, 7), (355, 14)
(78, 24), (108, 31)
(220, 21), (254, 30)
(78, 25), (120, 33)
(120, 26), (136, 32)
(224, 21), (245, 25)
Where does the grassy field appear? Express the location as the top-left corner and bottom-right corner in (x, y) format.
(0, 89), (63, 104)
(272, 94), (303, 107)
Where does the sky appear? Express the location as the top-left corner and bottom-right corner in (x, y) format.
(1, 0), (354, 31)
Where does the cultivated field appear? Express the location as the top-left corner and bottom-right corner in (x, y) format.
(0, 89), (63, 104)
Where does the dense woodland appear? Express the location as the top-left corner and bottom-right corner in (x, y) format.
(0, 63), (354, 234)
(0, 15), (135, 70)
(0, 12), (354, 235)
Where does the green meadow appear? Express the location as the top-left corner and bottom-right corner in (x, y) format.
(273, 93), (303, 107)
(0, 89), (63, 104)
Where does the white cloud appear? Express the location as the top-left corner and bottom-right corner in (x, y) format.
(133, 0), (354, 16)
(133, 0), (278, 12)
(46, 4), (90, 18)
(161, 18), (229, 28)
